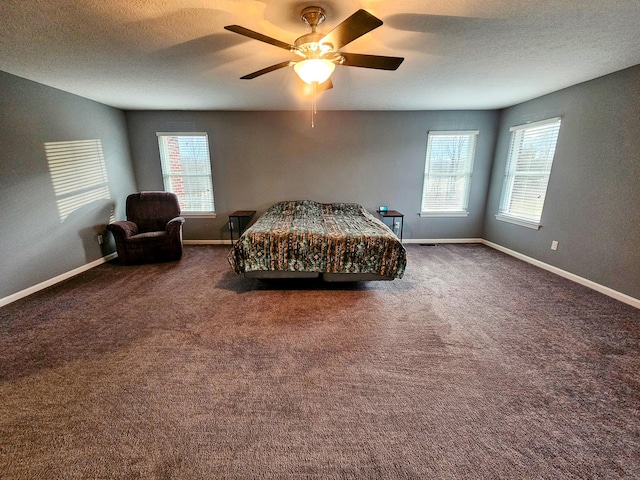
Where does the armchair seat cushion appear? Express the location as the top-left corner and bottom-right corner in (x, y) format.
(107, 192), (185, 265)
(128, 231), (169, 242)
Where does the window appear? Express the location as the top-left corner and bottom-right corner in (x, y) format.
(420, 130), (478, 217)
(157, 133), (215, 214)
(496, 118), (561, 229)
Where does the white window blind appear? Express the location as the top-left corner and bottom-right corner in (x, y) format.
(420, 130), (478, 216)
(497, 118), (561, 228)
(157, 133), (215, 213)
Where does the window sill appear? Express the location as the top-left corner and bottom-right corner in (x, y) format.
(495, 214), (540, 230)
(182, 213), (217, 219)
(420, 211), (469, 218)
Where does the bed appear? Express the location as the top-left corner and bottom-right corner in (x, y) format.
(228, 200), (407, 281)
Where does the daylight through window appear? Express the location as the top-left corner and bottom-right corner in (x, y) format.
(157, 133), (215, 214)
(497, 118), (561, 229)
(420, 131), (478, 216)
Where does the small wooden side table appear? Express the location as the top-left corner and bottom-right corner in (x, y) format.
(228, 210), (256, 244)
(377, 210), (404, 241)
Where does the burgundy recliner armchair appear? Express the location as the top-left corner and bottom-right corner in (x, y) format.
(107, 192), (185, 265)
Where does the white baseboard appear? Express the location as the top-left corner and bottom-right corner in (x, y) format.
(183, 240), (231, 245)
(0, 253), (118, 308)
(482, 240), (640, 310)
(403, 238), (483, 244)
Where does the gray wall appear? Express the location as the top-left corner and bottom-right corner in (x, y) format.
(484, 65), (640, 300)
(3, 63), (639, 303)
(125, 110), (499, 241)
(0, 71), (136, 299)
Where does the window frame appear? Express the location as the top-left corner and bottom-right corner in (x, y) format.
(496, 117), (562, 230)
(420, 130), (479, 218)
(156, 132), (216, 217)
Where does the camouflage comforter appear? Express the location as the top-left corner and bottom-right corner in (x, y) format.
(228, 200), (406, 278)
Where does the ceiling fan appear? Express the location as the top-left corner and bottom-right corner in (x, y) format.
(224, 6), (404, 89)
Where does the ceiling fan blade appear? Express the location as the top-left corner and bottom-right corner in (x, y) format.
(340, 53), (404, 70)
(240, 61), (292, 79)
(320, 10), (383, 51)
(225, 25), (295, 51)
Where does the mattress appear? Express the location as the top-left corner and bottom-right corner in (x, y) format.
(228, 200), (406, 280)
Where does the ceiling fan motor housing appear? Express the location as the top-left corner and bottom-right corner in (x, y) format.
(300, 6), (326, 29)
(296, 7), (342, 62)
(295, 33), (332, 57)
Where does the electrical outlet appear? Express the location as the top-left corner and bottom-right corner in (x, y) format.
(551, 240), (559, 251)
(394, 221), (400, 229)
(97, 234), (104, 245)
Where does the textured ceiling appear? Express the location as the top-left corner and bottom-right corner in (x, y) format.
(1, 0), (640, 111)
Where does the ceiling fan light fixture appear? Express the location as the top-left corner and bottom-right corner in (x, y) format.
(226, 6), (403, 126)
(294, 59), (335, 85)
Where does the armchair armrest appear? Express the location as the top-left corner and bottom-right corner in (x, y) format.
(166, 216), (185, 236)
(106, 220), (138, 239)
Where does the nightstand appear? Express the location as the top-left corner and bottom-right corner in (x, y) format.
(377, 210), (404, 241)
(228, 210), (256, 244)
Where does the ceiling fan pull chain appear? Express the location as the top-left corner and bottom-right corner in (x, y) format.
(313, 82), (318, 114)
(311, 82), (317, 127)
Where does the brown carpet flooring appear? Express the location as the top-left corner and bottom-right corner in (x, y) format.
(1, 244), (639, 479)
